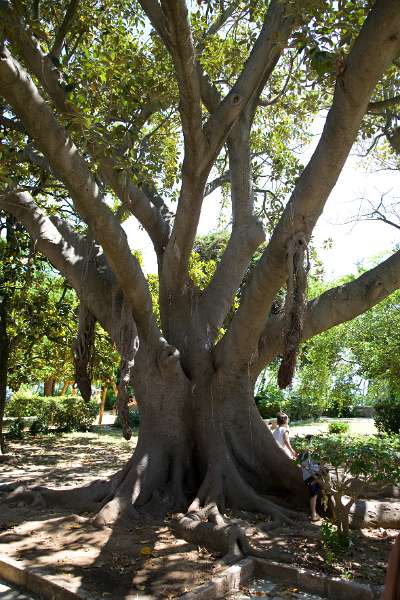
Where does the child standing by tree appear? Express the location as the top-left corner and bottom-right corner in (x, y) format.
(272, 412), (297, 459)
(299, 435), (321, 522)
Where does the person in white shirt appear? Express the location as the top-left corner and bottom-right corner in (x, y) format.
(272, 412), (297, 460)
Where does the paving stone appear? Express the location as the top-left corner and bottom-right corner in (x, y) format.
(228, 578), (324, 599)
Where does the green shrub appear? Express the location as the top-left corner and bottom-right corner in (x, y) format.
(255, 397), (284, 419)
(374, 395), (400, 434)
(255, 382), (286, 419)
(114, 406), (140, 428)
(7, 417), (25, 439)
(328, 421), (350, 434)
(320, 521), (350, 563)
(6, 395), (98, 433)
(286, 392), (326, 421)
(293, 433), (400, 537)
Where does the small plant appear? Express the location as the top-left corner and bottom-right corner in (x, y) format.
(320, 521), (350, 563)
(7, 417), (25, 439)
(328, 421), (349, 434)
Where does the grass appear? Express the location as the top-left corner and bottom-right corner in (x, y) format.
(289, 417), (377, 437)
(65, 425), (139, 447)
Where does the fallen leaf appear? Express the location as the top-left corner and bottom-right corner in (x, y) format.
(140, 546), (153, 556)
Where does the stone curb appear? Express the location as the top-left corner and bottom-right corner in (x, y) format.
(177, 556), (384, 599)
(177, 558), (254, 599)
(252, 558), (384, 599)
(0, 554), (96, 600)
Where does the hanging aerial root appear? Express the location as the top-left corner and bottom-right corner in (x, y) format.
(278, 232), (310, 389)
(72, 302), (96, 401)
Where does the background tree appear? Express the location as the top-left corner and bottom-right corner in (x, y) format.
(1, 0), (400, 548)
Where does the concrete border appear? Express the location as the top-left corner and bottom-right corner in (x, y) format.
(178, 558), (254, 599)
(177, 556), (384, 599)
(0, 552), (385, 600)
(0, 554), (96, 600)
(253, 558), (384, 600)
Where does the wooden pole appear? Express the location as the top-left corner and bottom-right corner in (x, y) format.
(98, 384), (107, 425)
(61, 380), (73, 396)
(111, 381), (118, 415)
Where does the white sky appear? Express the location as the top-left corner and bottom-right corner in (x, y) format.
(123, 115), (400, 280)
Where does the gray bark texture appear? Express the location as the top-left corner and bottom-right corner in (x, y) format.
(1, 0), (400, 552)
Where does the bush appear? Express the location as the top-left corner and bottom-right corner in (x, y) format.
(374, 395), (400, 434)
(293, 433), (400, 537)
(5, 395), (98, 433)
(114, 406), (140, 428)
(286, 393), (324, 421)
(255, 382), (286, 419)
(7, 417), (25, 439)
(328, 421), (350, 434)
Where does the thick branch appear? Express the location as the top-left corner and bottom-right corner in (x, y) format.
(252, 250), (400, 377)
(160, 0), (205, 160)
(0, 191), (93, 293)
(203, 0), (298, 165)
(302, 250), (400, 341)
(367, 94), (400, 114)
(0, 46), (156, 335)
(0, 0), (168, 251)
(49, 0), (80, 61)
(201, 115), (265, 334)
(216, 0), (400, 371)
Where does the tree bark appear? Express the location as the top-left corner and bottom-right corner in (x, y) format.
(43, 377), (56, 396)
(0, 296), (9, 456)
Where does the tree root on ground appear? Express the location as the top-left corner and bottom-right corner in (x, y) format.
(174, 503), (293, 564)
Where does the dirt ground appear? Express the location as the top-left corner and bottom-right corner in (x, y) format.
(0, 431), (397, 598)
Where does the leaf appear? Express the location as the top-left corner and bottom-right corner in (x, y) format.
(139, 546), (153, 556)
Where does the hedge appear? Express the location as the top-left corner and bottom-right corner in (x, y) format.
(5, 395), (98, 434)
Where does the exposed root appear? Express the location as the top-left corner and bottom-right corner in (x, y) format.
(4, 478), (112, 513)
(174, 502), (293, 565)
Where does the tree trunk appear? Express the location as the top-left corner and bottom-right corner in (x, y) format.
(43, 377), (56, 396)
(0, 296), (9, 456)
(16, 344), (308, 529)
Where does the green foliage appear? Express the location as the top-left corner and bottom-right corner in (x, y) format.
(320, 521), (350, 563)
(255, 381), (286, 419)
(5, 395), (97, 433)
(7, 417), (25, 439)
(114, 406), (140, 429)
(328, 421), (350, 434)
(294, 433), (400, 535)
(286, 392), (324, 421)
(374, 394), (400, 435)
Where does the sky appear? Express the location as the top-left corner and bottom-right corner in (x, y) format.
(123, 116), (400, 281)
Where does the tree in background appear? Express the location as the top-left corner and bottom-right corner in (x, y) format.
(0, 0), (400, 548)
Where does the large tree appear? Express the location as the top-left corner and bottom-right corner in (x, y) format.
(1, 0), (400, 540)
